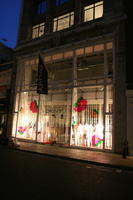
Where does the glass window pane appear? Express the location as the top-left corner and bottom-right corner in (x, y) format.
(38, 1), (46, 14)
(53, 19), (57, 32)
(24, 63), (38, 90)
(58, 16), (69, 31)
(70, 12), (74, 26)
(16, 91), (38, 140)
(77, 54), (104, 81)
(64, 50), (74, 58)
(47, 59), (73, 88)
(53, 12), (74, 32)
(106, 85), (113, 113)
(75, 48), (84, 56)
(106, 42), (113, 50)
(15, 93), (20, 112)
(52, 53), (63, 60)
(39, 24), (44, 37)
(12, 113), (18, 137)
(70, 86), (104, 149)
(84, 8), (93, 22)
(32, 28), (38, 39)
(107, 52), (113, 78)
(105, 114), (112, 149)
(95, 4), (103, 19)
(94, 44), (104, 52)
(37, 89), (71, 144)
(32, 23), (45, 39)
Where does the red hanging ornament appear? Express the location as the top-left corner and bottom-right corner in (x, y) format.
(74, 97), (87, 112)
(30, 100), (38, 113)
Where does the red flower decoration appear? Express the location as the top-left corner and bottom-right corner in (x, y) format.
(74, 97), (87, 112)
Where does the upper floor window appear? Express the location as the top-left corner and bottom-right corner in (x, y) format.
(53, 12), (74, 32)
(56, 0), (69, 6)
(84, 1), (103, 22)
(32, 22), (45, 39)
(38, 1), (46, 14)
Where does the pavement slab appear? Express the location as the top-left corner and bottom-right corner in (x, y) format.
(16, 141), (133, 171)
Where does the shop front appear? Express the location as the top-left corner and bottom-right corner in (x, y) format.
(12, 41), (113, 151)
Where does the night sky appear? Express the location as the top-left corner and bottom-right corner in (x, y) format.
(0, 0), (22, 48)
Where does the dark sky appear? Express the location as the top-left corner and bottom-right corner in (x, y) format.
(0, 0), (22, 48)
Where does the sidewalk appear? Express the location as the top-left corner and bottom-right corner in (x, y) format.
(17, 141), (133, 171)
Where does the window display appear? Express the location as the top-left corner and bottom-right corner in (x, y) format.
(37, 90), (71, 144)
(71, 86), (104, 149)
(12, 42), (113, 150)
(15, 92), (38, 140)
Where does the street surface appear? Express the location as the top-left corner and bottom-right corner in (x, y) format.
(0, 145), (133, 200)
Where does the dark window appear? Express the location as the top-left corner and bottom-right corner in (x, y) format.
(38, 1), (46, 14)
(56, 0), (69, 6)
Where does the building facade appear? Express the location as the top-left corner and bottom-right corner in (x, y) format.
(0, 43), (14, 137)
(12, 0), (129, 154)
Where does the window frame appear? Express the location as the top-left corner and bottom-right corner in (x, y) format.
(53, 11), (74, 32)
(84, 1), (103, 22)
(32, 22), (45, 39)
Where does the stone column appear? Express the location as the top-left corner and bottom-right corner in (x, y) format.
(113, 22), (127, 154)
(74, 0), (82, 25)
(126, 90), (133, 155)
(45, 0), (53, 33)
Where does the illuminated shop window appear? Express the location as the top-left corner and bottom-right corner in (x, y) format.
(12, 42), (113, 150)
(71, 86), (104, 149)
(32, 22), (45, 39)
(38, 1), (46, 14)
(15, 91), (38, 140)
(53, 12), (74, 32)
(56, 0), (69, 6)
(37, 89), (72, 144)
(84, 1), (103, 22)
